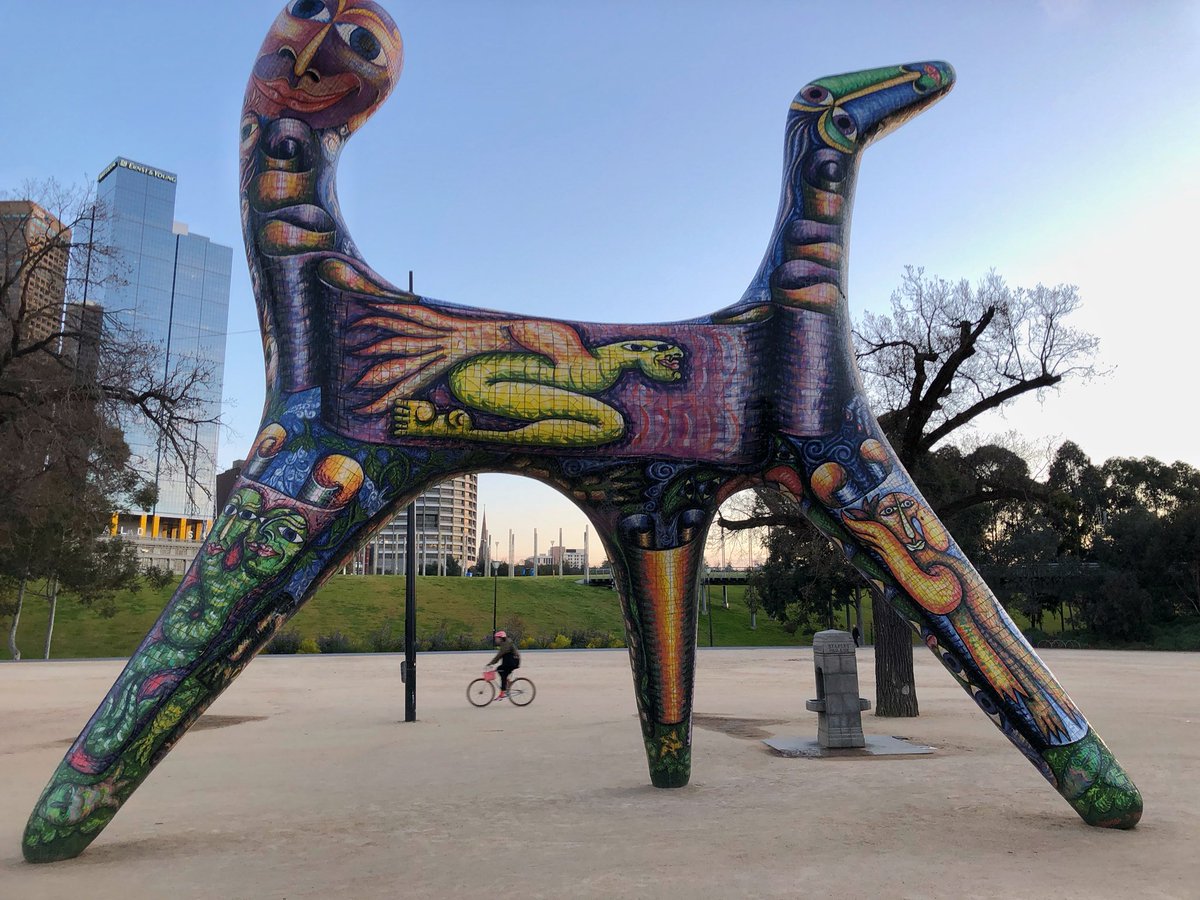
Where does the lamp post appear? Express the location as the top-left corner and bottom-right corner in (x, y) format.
(492, 538), (499, 635)
(404, 499), (417, 722)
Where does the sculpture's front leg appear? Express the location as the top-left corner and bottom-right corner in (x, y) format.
(22, 415), (446, 862)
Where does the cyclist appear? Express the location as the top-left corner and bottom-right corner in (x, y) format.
(487, 630), (521, 699)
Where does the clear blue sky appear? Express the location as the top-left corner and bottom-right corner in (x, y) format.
(3, 1), (1198, 562)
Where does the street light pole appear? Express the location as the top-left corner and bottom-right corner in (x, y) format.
(404, 499), (417, 722)
(492, 538), (499, 635)
(403, 267), (418, 724)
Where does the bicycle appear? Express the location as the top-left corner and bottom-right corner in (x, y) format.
(467, 668), (536, 707)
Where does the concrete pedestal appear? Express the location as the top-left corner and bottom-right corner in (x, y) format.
(805, 629), (870, 749)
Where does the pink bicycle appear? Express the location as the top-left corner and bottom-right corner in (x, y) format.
(467, 668), (535, 707)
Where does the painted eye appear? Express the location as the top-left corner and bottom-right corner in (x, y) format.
(882, 506), (896, 516)
(652, 343), (671, 352)
(238, 508), (259, 522)
(901, 499), (914, 509)
(623, 343), (647, 352)
(336, 23), (387, 65)
(799, 84), (833, 106)
(831, 109), (857, 141)
(288, 0), (330, 21)
(278, 525), (303, 543)
(223, 503), (237, 516)
(240, 117), (260, 150)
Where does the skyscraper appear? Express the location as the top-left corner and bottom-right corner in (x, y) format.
(0, 200), (71, 351)
(90, 158), (232, 563)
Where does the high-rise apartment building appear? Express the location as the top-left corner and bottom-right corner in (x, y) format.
(89, 158), (232, 559)
(363, 475), (479, 576)
(0, 200), (71, 351)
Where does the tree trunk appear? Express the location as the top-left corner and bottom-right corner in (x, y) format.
(42, 576), (58, 660)
(750, 610), (757, 630)
(7, 578), (26, 660)
(873, 595), (919, 717)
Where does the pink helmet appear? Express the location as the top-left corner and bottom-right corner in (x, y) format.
(494, 630), (507, 639)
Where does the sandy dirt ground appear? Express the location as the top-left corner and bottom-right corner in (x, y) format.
(1, 647), (1197, 899)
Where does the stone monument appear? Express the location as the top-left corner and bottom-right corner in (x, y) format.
(806, 630), (871, 749)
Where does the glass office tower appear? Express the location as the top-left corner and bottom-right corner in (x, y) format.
(92, 158), (231, 553)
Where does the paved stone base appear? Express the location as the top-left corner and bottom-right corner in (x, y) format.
(762, 734), (935, 758)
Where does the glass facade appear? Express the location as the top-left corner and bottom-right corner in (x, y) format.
(93, 158), (231, 520)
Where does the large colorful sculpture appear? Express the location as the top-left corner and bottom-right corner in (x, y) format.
(23, 0), (1141, 862)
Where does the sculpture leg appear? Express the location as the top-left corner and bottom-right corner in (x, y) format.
(769, 424), (1142, 828)
(23, 454), (432, 862)
(598, 520), (708, 788)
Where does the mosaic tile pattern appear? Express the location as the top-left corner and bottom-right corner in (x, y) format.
(23, 1), (1140, 863)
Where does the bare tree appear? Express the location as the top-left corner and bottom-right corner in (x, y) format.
(858, 266), (1100, 466)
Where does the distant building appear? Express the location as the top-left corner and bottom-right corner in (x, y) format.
(0, 200), (71, 352)
(88, 158), (232, 565)
(357, 475), (479, 576)
(550, 546), (587, 570)
(214, 460), (245, 516)
(61, 300), (104, 383)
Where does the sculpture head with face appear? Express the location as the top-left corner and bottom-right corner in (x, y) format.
(245, 0), (403, 135)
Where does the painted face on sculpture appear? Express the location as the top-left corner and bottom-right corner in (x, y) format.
(205, 487), (308, 579)
(248, 0), (403, 133)
(616, 341), (685, 383)
(245, 508), (309, 576)
(871, 491), (950, 554)
(206, 487), (265, 574)
(792, 62), (954, 153)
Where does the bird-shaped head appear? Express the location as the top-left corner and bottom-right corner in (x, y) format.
(791, 61), (954, 155)
(245, 0), (403, 135)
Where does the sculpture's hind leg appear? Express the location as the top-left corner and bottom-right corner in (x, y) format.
(22, 413), (456, 862)
(766, 419), (1141, 828)
(588, 509), (711, 788)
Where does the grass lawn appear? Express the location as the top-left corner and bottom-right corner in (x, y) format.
(2, 575), (804, 660)
(7, 573), (1187, 660)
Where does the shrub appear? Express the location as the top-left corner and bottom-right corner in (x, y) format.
(264, 629), (303, 654)
(549, 633), (571, 650)
(608, 636), (626, 649)
(452, 632), (479, 651)
(568, 628), (615, 649)
(366, 621), (404, 653)
(142, 565), (175, 591)
(424, 623), (453, 651)
(316, 631), (355, 654)
(417, 622), (484, 652)
(298, 637), (320, 654)
(518, 636), (539, 650)
(501, 614), (527, 640)
(1024, 628), (1050, 648)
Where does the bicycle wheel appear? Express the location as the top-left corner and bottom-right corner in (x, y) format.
(467, 678), (496, 707)
(506, 678), (536, 706)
